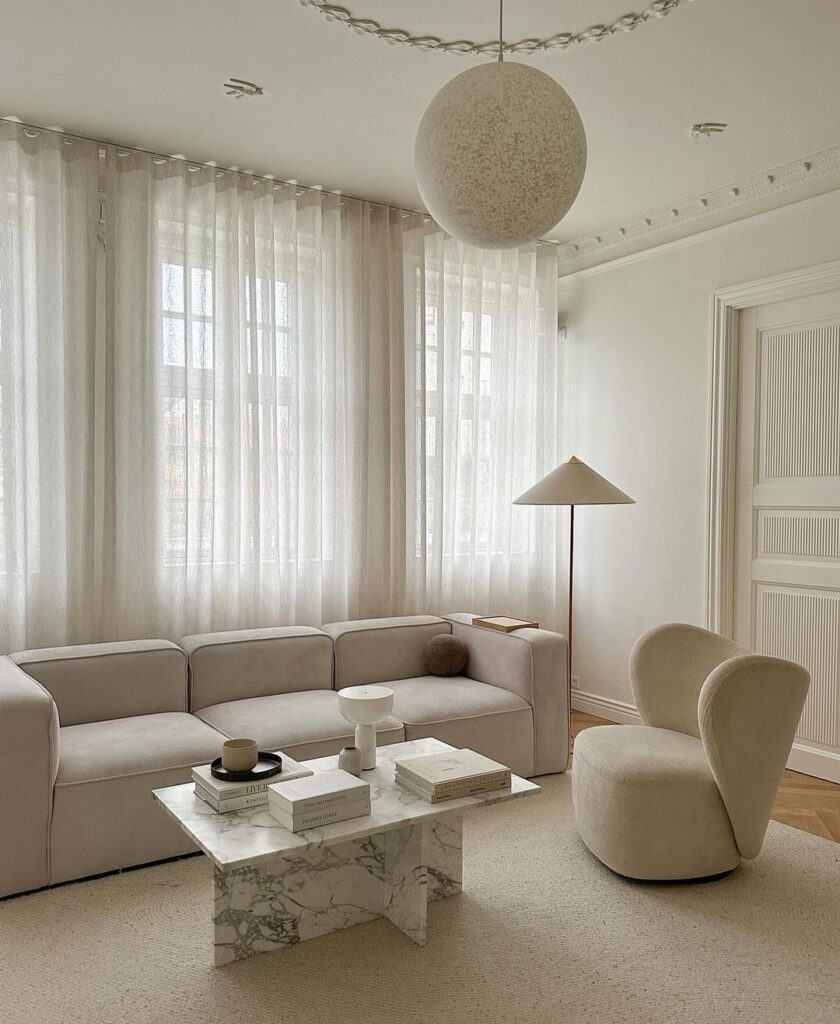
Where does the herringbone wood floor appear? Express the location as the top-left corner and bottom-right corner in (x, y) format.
(570, 710), (840, 844)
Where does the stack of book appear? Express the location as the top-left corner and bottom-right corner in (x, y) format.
(268, 769), (371, 832)
(394, 748), (511, 803)
(192, 752), (313, 814)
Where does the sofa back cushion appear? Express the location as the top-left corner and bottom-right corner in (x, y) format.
(10, 641), (187, 726)
(182, 627), (334, 712)
(322, 616), (451, 688)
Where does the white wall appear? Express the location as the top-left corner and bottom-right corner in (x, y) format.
(559, 189), (840, 708)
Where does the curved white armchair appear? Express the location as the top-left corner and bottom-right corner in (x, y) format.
(572, 623), (810, 880)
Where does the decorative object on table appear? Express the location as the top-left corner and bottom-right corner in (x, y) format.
(394, 748), (511, 804)
(471, 615), (539, 633)
(194, 751), (312, 814)
(338, 745), (363, 777)
(514, 455), (635, 679)
(337, 684), (395, 770)
(211, 750), (282, 782)
(413, 0), (585, 248)
(422, 634), (468, 677)
(268, 769), (371, 832)
(220, 737), (259, 773)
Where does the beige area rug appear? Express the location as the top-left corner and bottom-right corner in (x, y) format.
(1, 773), (838, 1024)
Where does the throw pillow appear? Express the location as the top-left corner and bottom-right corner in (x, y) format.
(423, 634), (468, 677)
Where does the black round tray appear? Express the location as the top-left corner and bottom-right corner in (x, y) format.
(210, 751), (283, 782)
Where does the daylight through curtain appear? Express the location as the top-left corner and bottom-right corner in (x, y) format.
(0, 121), (561, 648)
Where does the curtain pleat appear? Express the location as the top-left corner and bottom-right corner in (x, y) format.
(0, 123), (99, 651)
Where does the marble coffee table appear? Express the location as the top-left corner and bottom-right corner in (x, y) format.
(153, 737), (540, 965)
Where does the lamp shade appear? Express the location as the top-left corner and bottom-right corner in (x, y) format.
(414, 61), (586, 249)
(514, 456), (635, 506)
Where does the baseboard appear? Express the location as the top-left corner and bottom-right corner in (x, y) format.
(788, 742), (840, 784)
(571, 689), (641, 726)
(572, 689), (840, 783)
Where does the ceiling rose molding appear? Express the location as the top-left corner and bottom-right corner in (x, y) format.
(298, 0), (695, 56)
(555, 142), (840, 265)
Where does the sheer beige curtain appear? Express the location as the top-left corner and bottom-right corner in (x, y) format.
(0, 123), (560, 649)
(403, 224), (562, 628)
(0, 123), (99, 651)
(105, 152), (407, 637)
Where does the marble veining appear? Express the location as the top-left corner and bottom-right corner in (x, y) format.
(155, 738), (540, 964)
(213, 815), (461, 964)
(382, 822), (428, 945)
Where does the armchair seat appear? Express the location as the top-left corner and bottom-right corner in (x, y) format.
(572, 725), (739, 881)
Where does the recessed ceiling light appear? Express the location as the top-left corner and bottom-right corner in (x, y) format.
(690, 122), (727, 138)
(224, 78), (264, 99)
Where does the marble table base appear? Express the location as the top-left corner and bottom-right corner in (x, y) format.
(213, 815), (463, 965)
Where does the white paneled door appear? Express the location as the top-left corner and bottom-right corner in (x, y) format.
(735, 291), (840, 782)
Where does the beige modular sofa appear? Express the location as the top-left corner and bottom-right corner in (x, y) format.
(0, 614), (567, 899)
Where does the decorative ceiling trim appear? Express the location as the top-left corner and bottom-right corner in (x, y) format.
(298, 0), (695, 56)
(555, 142), (840, 265)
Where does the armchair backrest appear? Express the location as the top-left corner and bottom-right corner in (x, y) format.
(630, 623), (746, 738)
(699, 654), (809, 858)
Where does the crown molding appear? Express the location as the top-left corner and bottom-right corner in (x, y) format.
(556, 142), (840, 272)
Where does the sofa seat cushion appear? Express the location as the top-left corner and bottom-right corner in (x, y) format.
(194, 690), (405, 760)
(57, 712), (226, 784)
(51, 712), (227, 885)
(386, 676), (535, 778)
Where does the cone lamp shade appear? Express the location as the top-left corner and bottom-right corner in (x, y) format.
(514, 456), (635, 741)
(514, 456), (634, 507)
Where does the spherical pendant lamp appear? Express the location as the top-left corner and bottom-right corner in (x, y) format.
(414, 57), (586, 249)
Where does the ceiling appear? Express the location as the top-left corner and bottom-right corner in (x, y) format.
(2, 0), (839, 241)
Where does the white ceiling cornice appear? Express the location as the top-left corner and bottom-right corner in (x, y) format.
(556, 142), (840, 271)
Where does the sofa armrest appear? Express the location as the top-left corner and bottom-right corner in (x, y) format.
(0, 656), (60, 896)
(444, 614), (569, 775)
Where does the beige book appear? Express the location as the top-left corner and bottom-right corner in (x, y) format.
(471, 615), (539, 633)
(394, 748), (510, 788)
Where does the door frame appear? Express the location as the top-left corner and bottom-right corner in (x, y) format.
(706, 258), (840, 635)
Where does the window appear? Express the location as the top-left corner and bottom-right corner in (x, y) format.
(158, 251), (296, 567)
(415, 272), (497, 558)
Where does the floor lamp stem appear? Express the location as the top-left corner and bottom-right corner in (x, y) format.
(567, 505), (574, 750)
(568, 504), (574, 675)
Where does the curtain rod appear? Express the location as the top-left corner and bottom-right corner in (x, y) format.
(0, 115), (562, 246)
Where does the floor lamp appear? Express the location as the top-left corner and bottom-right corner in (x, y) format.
(514, 455), (635, 722)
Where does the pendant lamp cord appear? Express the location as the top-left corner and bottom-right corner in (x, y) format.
(498, 0), (504, 61)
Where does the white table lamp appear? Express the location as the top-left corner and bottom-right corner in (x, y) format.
(337, 685), (395, 769)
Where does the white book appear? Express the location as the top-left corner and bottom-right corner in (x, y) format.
(394, 764), (509, 794)
(269, 769), (370, 813)
(395, 774), (509, 804)
(268, 796), (371, 832)
(394, 749), (510, 789)
(191, 751), (313, 800)
(195, 783), (269, 814)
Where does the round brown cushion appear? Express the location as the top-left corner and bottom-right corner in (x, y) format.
(423, 634), (468, 677)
